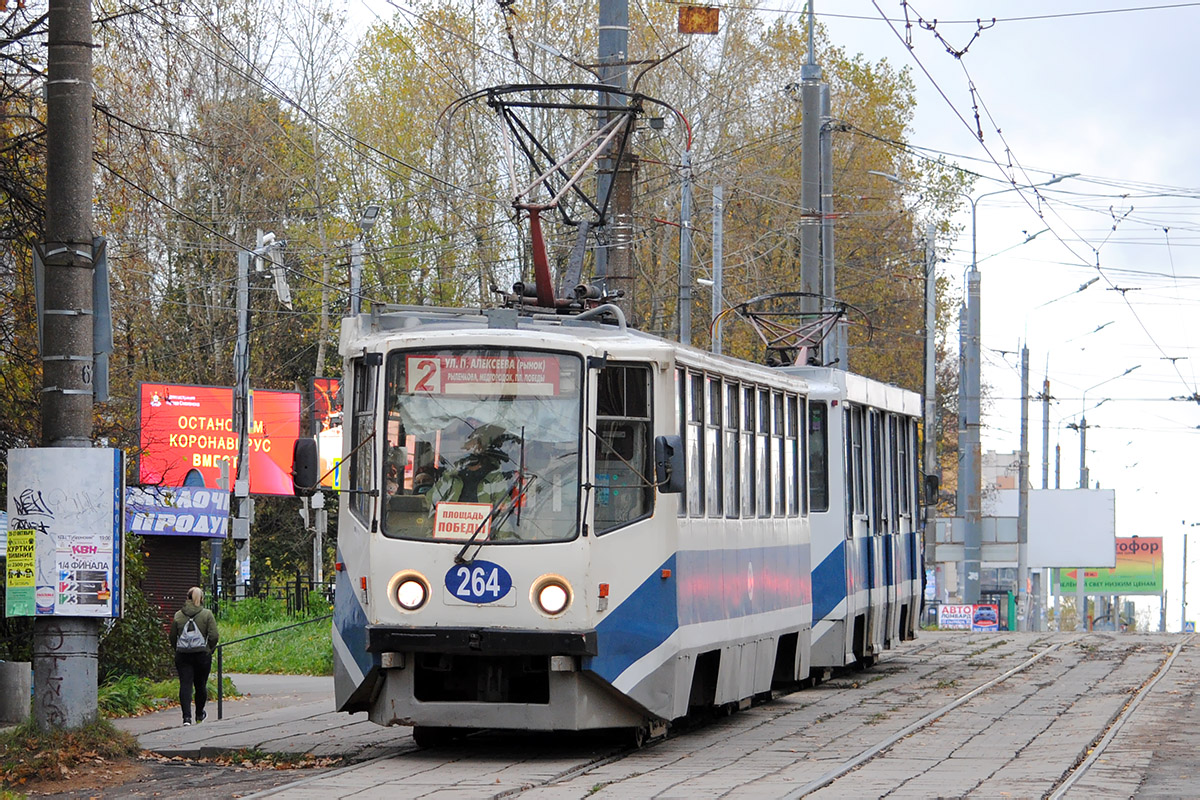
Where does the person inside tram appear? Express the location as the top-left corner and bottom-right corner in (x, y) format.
(426, 422), (515, 508)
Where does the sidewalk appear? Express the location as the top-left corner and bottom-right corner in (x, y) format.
(111, 674), (408, 762)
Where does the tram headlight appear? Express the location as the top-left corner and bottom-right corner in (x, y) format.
(388, 571), (430, 612)
(531, 574), (572, 616)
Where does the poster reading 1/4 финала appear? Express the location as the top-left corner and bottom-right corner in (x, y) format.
(5, 448), (124, 619)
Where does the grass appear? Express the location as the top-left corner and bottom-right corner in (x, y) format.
(211, 596), (334, 676)
(217, 616), (333, 675)
(99, 674), (240, 718)
(0, 718), (139, 789)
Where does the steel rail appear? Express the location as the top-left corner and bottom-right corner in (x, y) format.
(783, 639), (1070, 799)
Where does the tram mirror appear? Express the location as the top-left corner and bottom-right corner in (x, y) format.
(923, 473), (939, 506)
(292, 437), (320, 497)
(654, 435), (685, 494)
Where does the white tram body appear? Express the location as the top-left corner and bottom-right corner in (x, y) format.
(313, 306), (920, 739)
(787, 367), (924, 668)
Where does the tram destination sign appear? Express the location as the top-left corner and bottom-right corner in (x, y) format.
(406, 355), (560, 396)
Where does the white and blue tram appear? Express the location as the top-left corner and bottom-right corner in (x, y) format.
(293, 304), (923, 743)
(789, 368), (923, 670)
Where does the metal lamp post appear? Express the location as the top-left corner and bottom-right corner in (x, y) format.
(1064, 364), (1141, 629)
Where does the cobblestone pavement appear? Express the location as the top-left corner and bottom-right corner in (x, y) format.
(91, 633), (1200, 799)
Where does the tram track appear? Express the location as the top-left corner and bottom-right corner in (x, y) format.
(783, 639), (1071, 798)
(243, 633), (1194, 799)
(1047, 634), (1193, 799)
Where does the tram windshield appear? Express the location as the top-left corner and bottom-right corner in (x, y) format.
(381, 348), (582, 543)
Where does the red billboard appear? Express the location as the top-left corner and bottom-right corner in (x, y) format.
(138, 383), (301, 496)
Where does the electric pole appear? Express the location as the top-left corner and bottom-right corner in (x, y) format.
(1017, 346), (1030, 630)
(596, 0), (636, 310)
(36, 0), (98, 730)
(799, 2), (822, 358)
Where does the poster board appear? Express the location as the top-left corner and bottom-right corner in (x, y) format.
(6, 448), (124, 618)
(125, 486), (229, 538)
(138, 383), (301, 496)
(1058, 536), (1163, 595)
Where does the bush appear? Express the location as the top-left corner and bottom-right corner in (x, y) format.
(97, 533), (175, 682)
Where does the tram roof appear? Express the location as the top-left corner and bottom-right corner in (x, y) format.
(782, 365), (922, 417)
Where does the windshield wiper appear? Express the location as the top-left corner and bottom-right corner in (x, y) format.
(454, 426), (529, 565)
(453, 472), (536, 564)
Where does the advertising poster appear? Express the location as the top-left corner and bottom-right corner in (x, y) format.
(138, 383), (301, 496)
(1057, 537), (1163, 595)
(6, 448), (123, 618)
(125, 486), (229, 538)
(938, 604), (1002, 631)
(972, 604), (1000, 631)
(6, 529), (36, 616)
(311, 377), (342, 489)
(938, 604), (973, 630)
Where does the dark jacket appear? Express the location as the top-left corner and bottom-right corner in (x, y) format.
(170, 600), (219, 653)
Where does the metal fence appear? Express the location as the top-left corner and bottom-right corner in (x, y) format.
(209, 571), (332, 618)
(213, 613), (333, 720)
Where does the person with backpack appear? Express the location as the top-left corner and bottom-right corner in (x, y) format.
(170, 586), (219, 726)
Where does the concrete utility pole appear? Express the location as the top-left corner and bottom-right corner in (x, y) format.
(679, 152), (692, 345)
(1182, 533), (1188, 632)
(596, 0), (635, 306)
(36, 0), (97, 730)
(799, 1), (822, 352)
(712, 185), (724, 355)
(922, 225), (937, 490)
(961, 273), (982, 603)
(1017, 345), (1030, 630)
(233, 250), (253, 598)
(819, 84), (841, 368)
(959, 175), (1075, 606)
(232, 234), (285, 598)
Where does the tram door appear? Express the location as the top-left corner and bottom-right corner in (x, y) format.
(866, 409), (887, 655)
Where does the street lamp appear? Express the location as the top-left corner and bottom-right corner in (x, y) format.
(350, 204), (381, 317)
(869, 169), (1078, 603)
(1061, 364), (1140, 630)
(1068, 364), (1141, 490)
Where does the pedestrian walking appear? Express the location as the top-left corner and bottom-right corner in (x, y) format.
(170, 586), (219, 726)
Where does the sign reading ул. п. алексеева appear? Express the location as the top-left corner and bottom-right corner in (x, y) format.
(5, 448), (124, 618)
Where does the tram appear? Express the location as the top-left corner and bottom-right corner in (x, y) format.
(788, 367), (924, 670)
(294, 304), (827, 744)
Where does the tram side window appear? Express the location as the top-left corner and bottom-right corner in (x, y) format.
(349, 357), (377, 523)
(785, 394), (800, 516)
(869, 410), (883, 535)
(757, 389), (770, 518)
(850, 405), (865, 516)
(777, 391), (787, 515)
(724, 383), (740, 518)
(888, 415), (900, 534)
(741, 386), (755, 517)
(676, 369), (686, 519)
(808, 401), (829, 513)
(595, 364), (653, 533)
(898, 417), (911, 517)
(687, 372), (705, 517)
(706, 377), (723, 517)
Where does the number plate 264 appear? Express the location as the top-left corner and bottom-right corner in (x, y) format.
(443, 561), (514, 605)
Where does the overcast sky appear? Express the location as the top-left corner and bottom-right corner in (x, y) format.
(346, 0), (1200, 628)
(795, 1), (1200, 628)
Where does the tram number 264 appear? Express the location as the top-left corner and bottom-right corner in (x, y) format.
(444, 561), (513, 604)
